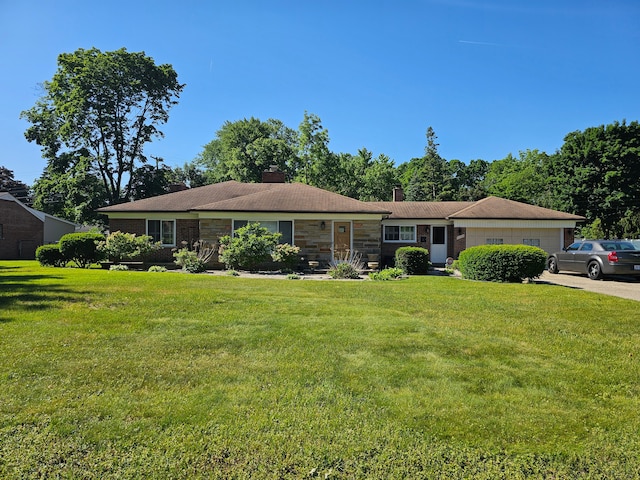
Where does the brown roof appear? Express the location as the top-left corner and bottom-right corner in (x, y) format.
(97, 181), (391, 215)
(373, 201), (475, 219)
(447, 196), (585, 220)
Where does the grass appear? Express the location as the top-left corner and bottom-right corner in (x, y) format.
(1, 261), (639, 478)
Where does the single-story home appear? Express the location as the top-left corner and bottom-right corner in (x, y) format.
(0, 192), (77, 260)
(97, 170), (584, 267)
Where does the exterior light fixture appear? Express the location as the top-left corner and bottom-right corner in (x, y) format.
(320, 221), (326, 230)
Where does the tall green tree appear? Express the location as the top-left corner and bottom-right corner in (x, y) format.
(196, 117), (298, 183)
(295, 112), (333, 187)
(400, 127), (453, 201)
(550, 120), (640, 237)
(21, 47), (184, 208)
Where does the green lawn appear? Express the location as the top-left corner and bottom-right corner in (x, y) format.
(1, 261), (639, 478)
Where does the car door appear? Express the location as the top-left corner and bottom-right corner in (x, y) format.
(556, 242), (582, 270)
(572, 241), (594, 273)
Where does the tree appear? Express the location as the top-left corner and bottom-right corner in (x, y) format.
(196, 117), (298, 183)
(31, 157), (108, 225)
(21, 47), (184, 206)
(400, 127), (453, 201)
(550, 120), (640, 237)
(0, 166), (30, 204)
(295, 112), (333, 187)
(455, 159), (489, 201)
(483, 150), (550, 206)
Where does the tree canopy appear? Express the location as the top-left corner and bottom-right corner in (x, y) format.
(21, 47), (184, 220)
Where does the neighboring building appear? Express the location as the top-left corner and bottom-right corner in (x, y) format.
(97, 173), (584, 267)
(0, 192), (77, 260)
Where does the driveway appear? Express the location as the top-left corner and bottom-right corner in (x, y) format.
(537, 271), (640, 302)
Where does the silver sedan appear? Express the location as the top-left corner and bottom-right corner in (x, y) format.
(547, 240), (640, 280)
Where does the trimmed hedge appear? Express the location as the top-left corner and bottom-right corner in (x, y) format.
(395, 246), (430, 275)
(35, 244), (66, 267)
(457, 244), (547, 282)
(59, 232), (105, 268)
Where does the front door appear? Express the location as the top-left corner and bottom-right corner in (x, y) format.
(430, 226), (447, 264)
(333, 221), (351, 259)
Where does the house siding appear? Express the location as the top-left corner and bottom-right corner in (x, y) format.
(465, 227), (565, 254)
(0, 200), (43, 260)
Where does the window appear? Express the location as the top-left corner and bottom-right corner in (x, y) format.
(147, 220), (175, 246)
(523, 239), (540, 247)
(486, 238), (504, 245)
(384, 225), (416, 242)
(432, 226), (445, 245)
(233, 220), (294, 245)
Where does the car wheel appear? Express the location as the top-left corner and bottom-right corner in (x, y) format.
(547, 257), (559, 274)
(587, 261), (603, 280)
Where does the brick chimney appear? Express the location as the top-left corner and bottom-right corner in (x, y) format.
(262, 165), (286, 183)
(167, 182), (188, 193)
(393, 186), (404, 202)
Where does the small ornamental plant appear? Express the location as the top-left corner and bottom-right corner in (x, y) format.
(369, 267), (404, 281)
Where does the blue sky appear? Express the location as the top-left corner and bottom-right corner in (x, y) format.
(1, 0), (639, 185)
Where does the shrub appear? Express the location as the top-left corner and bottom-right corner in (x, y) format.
(35, 244), (66, 267)
(173, 240), (216, 274)
(395, 246), (430, 275)
(328, 262), (361, 279)
(109, 264), (129, 271)
(96, 231), (160, 263)
(271, 243), (301, 271)
(286, 273), (301, 280)
(457, 244), (547, 282)
(148, 265), (167, 273)
(59, 232), (105, 268)
(369, 267), (404, 281)
(173, 248), (206, 273)
(218, 223), (280, 271)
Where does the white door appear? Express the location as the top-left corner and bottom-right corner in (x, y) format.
(431, 226), (447, 264)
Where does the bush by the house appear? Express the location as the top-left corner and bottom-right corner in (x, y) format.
(109, 264), (129, 271)
(59, 232), (105, 268)
(457, 244), (547, 282)
(147, 265), (167, 273)
(218, 223), (280, 271)
(173, 240), (217, 273)
(96, 231), (160, 263)
(271, 243), (301, 272)
(35, 244), (66, 267)
(173, 248), (206, 273)
(328, 262), (361, 279)
(369, 267), (404, 281)
(394, 246), (430, 275)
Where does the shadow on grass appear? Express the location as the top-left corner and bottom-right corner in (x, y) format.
(0, 273), (87, 323)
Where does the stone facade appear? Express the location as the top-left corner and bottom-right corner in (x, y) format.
(293, 219), (333, 263)
(352, 220), (382, 258)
